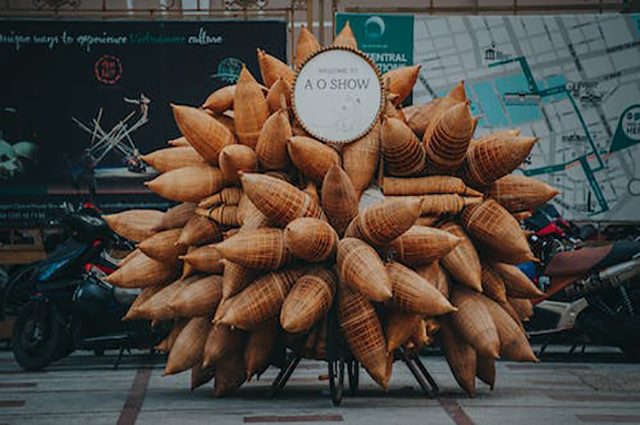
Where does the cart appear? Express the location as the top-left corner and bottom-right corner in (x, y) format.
(270, 303), (439, 406)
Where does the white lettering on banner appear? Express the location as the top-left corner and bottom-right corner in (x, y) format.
(188, 27), (223, 45)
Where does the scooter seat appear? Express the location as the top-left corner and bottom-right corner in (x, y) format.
(546, 241), (640, 277)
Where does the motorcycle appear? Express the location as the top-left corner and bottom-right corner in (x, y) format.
(1, 204), (168, 371)
(524, 205), (640, 357)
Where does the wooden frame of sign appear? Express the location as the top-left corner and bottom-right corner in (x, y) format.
(292, 46), (385, 146)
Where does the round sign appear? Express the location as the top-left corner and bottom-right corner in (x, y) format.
(292, 47), (384, 144)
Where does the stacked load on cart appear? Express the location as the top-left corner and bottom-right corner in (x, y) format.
(103, 22), (559, 398)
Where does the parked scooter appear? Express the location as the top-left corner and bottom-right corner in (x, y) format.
(524, 205), (640, 357)
(1, 204), (168, 371)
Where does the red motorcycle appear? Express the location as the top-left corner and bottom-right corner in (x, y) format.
(525, 205), (640, 358)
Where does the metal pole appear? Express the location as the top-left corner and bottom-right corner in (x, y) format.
(307, 0), (313, 36)
(319, 0), (325, 45)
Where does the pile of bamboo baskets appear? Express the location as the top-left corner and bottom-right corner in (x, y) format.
(103, 22), (559, 397)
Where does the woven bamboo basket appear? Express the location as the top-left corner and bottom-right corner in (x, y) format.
(138, 228), (185, 264)
(421, 194), (482, 216)
(414, 215), (441, 227)
(479, 296), (537, 362)
(203, 323), (247, 369)
(266, 78), (292, 114)
(384, 97), (407, 123)
(153, 202), (197, 231)
(221, 260), (256, 301)
(202, 84), (235, 114)
(215, 228), (292, 269)
(409, 81), (467, 140)
(386, 261), (455, 316)
(215, 111), (237, 136)
(415, 260), (450, 298)
(386, 310), (422, 351)
(280, 267), (337, 333)
(245, 318), (279, 380)
(337, 238), (392, 302)
(179, 244), (225, 274)
(103, 209), (163, 242)
(303, 181), (320, 206)
(155, 319), (187, 353)
(140, 147), (205, 174)
(344, 198), (422, 247)
(487, 174), (560, 213)
(480, 263), (508, 304)
(382, 175), (482, 197)
(169, 275), (222, 318)
(284, 218), (338, 262)
(410, 319), (432, 348)
(404, 97), (444, 139)
(381, 117), (426, 177)
(492, 262), (544, 299)
(234, 66), (270, 149)
(237, 194), (271, 230)
(321, 164), (359, 237)
(105, 252), (178, 288)
(164, 316), (211, 376)
(123, 286), (163, 321)
(440, 318), (476, 397)
(337, 283), (390, 390)
(295, 24), (321, 69)
(205, 205), (240, 227)
(341, 122), (380, 197)
(256, 109), (292, 170)
(136, 276), (199, 321)
(449, 286), (500, 359)
(257, 48), (294, 88)
(499, 300), (525, 331)
(191, 363), (216, 391)
(424, 101), (475, 174)
(287, 136), (340, 183)
(168, 136), (190, 147)
(461, 135), (538, 190)
(144, 165), (226, 203)
(508, 297), (534, 321)
(512, 211), (533, 222)
(214, 349), (247, 397)
(218, 268), (302, 330)
(177, 215), (224, 247)
(180, 247), (197, 279)
(383, 65), (421, 106)
(471, 355), (494, 392)
(333, 21), (358, 49)
(388, 225), (461, 267)
(438, 220), (482, 292)
(219, 144), (258, 185)
(461, 199), (535, 264)
(199, 187), (243, 209)
(240, 173), (324, 227)
(171, 104), (235, 164)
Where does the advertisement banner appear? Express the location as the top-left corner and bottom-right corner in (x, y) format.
(411, 15), (640, 222)
(0, 20), (287, 223)
(335, 13), (414, 74)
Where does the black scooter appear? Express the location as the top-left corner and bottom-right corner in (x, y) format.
(2, 206), (168, 371)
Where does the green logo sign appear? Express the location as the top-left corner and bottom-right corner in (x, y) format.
(610, 104), (640, 154)
(335, 13), (414, 73)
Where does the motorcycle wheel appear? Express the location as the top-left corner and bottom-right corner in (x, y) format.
(12, 302), (69, 371)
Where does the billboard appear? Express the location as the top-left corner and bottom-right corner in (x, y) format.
(0, 20), (287, 223)
(409, 15), (639, 222)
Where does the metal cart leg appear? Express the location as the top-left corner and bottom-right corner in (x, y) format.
(412, 355), (439, 394)
(328, 358), (345, 406)
(347, 360), (359, 395)
(270, 354), (301, 396)
(397, 347), (436, 398)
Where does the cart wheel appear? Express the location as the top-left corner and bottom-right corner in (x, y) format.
(348, 360), (359, 395)
(328, 359), (345, 406)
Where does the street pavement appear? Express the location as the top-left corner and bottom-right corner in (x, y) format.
(0, 345), (639, 425)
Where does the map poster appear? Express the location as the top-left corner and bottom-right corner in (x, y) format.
(0, 20), (286, 223)
(412, 14), (640, 222)
(336, 13), (414, 74)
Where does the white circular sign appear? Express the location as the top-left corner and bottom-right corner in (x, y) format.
(292, 47), (383, 144)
